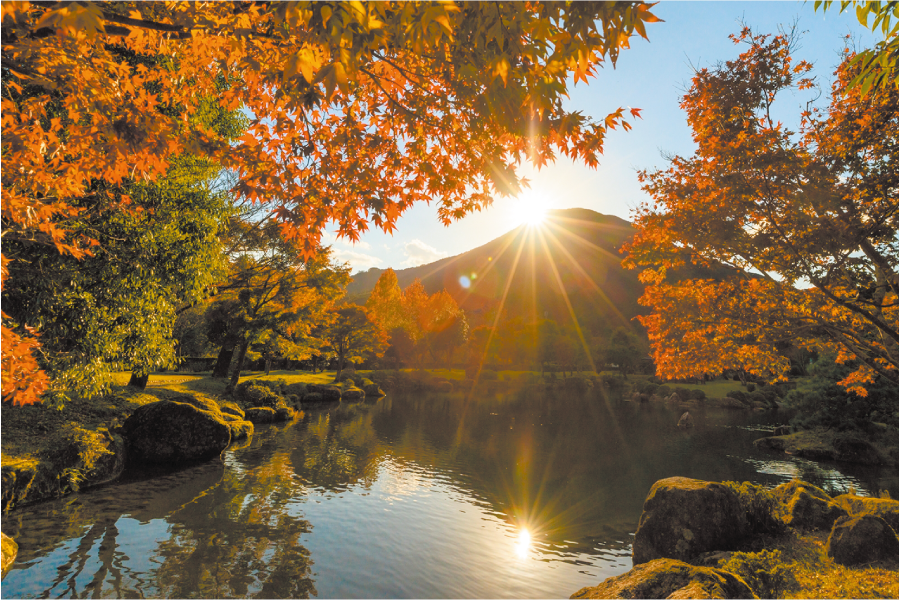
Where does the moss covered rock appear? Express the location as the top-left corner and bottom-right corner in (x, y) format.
(826, 515), (898, 566)
(771, 480), (848, 531)
(305, 384), (342, 402)
(233, 381), (281, 409)
(222, 413), (254, 440)
(1, 532), (17, 579)
(342, 387), (365, 400)
(833, 494), (899, 534)
(633, 477), (749, 564)
(244, 407), (277, 424)
(363, 382), (385, 397)
(122, 399), (232, 466)
(570, 558), (756, 599)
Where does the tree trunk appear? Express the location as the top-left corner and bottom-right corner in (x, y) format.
(212, 344), (235, 379)
(335, 352), (344, 381)
(265, 355), (272, 375)
(229, 340), (250, 390)
(128, 370), (149, 389)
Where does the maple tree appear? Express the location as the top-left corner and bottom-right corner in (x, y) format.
(814, 0), (898, 93)
(625, 29), (898, 395)
(204, 221), (350, 387)
(1, 0), (659, 404)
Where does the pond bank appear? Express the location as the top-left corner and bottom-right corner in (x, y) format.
(572, 477), (899, 599)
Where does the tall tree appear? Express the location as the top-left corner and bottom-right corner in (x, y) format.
(625, 29), (898, 395)
(365, 269), (404, 332)
(2, 160), (233, 402)
(320, 304), (387, 379)
(1, 1), (659, 404)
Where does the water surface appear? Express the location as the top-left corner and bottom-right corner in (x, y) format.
(3, 391), (895, 598)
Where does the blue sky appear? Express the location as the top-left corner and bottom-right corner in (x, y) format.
(325, 1), (880, 274)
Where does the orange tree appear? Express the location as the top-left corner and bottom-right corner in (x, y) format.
(1, 1), (660, 404)
(624, 29), (898, 395)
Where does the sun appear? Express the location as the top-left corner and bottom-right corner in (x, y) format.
(515, 189), (550, 227)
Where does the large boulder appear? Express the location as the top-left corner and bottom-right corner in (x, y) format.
(826, 515), (899, 566)
(122, 399), (232, 466)
(632, 478), (748, 564)
(233, 381), (281, 409)
(305, 384), (342, 402)
(244, 407), (277, 424)
(677, 412), (694, 428)
(363, 382), (385, 397)
(771, 480), (848, 531)
(570, 558), (756, 599)
(833, 494), (899, 534)
(1, 532), (17, 579)
(222, 413), (254, 440)
(341, 387), (365, 401)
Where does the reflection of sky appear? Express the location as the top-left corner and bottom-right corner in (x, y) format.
(290, 456), (631, 599)
(735, 456), (872, 496)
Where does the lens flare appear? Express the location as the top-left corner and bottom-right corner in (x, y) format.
(515, 528), (531, 559)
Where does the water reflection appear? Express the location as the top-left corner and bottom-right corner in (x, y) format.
(3, 390), (895, 598)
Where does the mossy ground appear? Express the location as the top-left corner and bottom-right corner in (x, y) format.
(751, 529), (898, 599)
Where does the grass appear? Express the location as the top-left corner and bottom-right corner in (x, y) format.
(765, 530), (898, 599)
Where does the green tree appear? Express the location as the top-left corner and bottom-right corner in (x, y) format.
(2, 160), (232, 401)
(321, 304), (387, 379)
(608, 328), (646, 379)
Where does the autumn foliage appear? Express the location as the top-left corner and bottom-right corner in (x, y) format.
(625, 29), (898, 394)
(1, 1), (660, 403)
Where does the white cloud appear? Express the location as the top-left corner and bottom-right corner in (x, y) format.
(331, 249), (383, 273)
(401, 239), (448, 267)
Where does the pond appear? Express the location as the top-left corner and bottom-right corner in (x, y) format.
(2, 391), (896, 598)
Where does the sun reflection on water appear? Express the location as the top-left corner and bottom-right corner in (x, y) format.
(515, 527), (532, 559)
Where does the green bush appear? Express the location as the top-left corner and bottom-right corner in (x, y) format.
(641, 382), (660, 396)
(234, 381), (282, 408)
(673, 387), (692, 400)
(334, 369), (357, 383)
(746, 383), (756, 392)
(284, 382), (307, 397)
(721, 549), (794, 599)
(727, 390), (750, 405)
(656, 385), (672, 397)
(689, 388), (706, 401)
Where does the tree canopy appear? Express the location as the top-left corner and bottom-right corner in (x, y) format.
(1, 0), (660, 404)
(625, 28), (898, 395)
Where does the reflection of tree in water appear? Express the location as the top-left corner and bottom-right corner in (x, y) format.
(290, 404), (382, 492)
(153, 433), (316, 599)
(7, 430), (317, 599)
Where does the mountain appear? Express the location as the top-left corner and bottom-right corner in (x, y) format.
(346, 208), (645, 333)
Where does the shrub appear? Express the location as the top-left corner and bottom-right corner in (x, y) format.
(673, 387), (692, 400)
(334, 369), (357, 383)
(746, 383), (756, 392)
(727, 390), (750, 405)
(656, 385), (672, 397)
(641, 382), (660, 396)
(689, 388), (706, 401)
(284, 382), (307, 397)
(721, 549), (794, 599)
(234, 381), (281, 408)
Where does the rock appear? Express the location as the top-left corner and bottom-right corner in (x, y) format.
(244, 407), (277, 424)
(305, 384), (342, 402)
(122, 399), (232, 466)
(633, 477), (748, 564)
(833, 494), (899, 534)
(708, 397), (750, 409)
(771, 480), (848, 531)
(668, 393), (682, 403)
(233, 381), (281, 408)
(274, 406), (295, 421)
(570, 558), (756, 599)
(219, 402), (245, 419)
(754, 429), (888, 466)
(773, 425), (791, 436)
(342, 387), (366, 401)
(1, 532), (17, 579)
(363, 383), (385, 397)
(677, 412), (694, 428)
(302, 392), (324, 404)
(222, 413), (254, 440)
(826, 515), (899, 565)
(631, 392), (641, 402)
